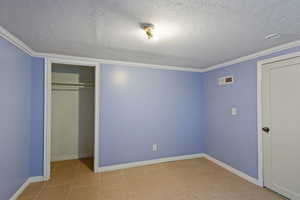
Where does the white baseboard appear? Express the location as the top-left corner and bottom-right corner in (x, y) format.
(96, 153), (204, 172)
(28, 176), (45, 183)
(9, 176), (46, 200)
(9, 179), (30, 200)
(203, 154), (261, 186)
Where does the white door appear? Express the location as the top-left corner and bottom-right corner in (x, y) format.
(262, 56), (300, 200)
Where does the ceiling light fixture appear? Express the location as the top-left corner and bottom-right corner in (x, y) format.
(265, 33), (281, 40)
(141, 23), (155, 40)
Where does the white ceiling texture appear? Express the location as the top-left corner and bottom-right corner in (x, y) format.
(0, 0), (300, 69)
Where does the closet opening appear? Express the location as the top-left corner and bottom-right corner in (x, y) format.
(44, 59), (100, 180)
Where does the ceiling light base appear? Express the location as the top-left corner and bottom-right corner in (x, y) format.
(141, 23), (155, 39)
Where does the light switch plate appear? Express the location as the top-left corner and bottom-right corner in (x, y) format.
(152, 144), (158, 152)
(231, 107), (237, 115)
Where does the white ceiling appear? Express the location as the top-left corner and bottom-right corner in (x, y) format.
(1, 0), (300, 69)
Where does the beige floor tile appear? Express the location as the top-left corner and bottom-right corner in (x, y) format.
(99, 170), (127, 191)
(19, 182), (45, 197)
(17, 193), (36, 200)
(45, 172), (75, 187)
(35, 185), (70, 200)
(73, 173), (101, 187)
(100, 188), (130, 200)
(18, 158), (286, 200)
(129, 184), (184, 200)
(67, 186), (100, 200)
(123, 166), (148, 179)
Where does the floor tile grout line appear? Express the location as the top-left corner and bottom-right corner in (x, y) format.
(34, 160), (79, 200)
(64, 186), (73, 200)
(62, 165), (76, 200)
(64, 159), (96, 200)
(65, 160), (81, 200)
(32, 181), (47, 200)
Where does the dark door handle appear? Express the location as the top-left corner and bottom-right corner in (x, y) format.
(262, 127), (270, 133)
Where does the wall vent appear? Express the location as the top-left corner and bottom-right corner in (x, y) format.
(218, 76), (234, 85)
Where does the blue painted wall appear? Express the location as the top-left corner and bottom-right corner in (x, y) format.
(203, 45), (300, 179)
(30, 58), (44, 177)
(0, 37), (32, 200)
(100, 64), (204, 166)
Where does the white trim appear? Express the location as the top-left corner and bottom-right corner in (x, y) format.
(256, 50), (300, 188)
(44, 58), (101, 179)
(203, 154), (260, 186)
(258, 50), (300, 66)
(9, 179), (30, 200)
(0, 26), (35, 56)
(28, 176), (45, 183)
(43, 59), (51, 180)
(38, 53), (203, 72)
(257, 62), (264, 187)
(94, 64), (101, 171)
(202, 40), (300, 72)
(9, 176), (45, 200)
(97, 153), (204, 172)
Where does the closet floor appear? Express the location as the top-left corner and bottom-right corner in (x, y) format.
(17, 158), (285, 200)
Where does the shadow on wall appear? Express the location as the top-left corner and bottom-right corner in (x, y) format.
(78, 68), (95, 165)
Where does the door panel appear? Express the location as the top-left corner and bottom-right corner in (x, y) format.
(262, 57), (300, 200)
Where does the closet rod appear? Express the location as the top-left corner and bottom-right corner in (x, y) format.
(52, 82), (94, 87)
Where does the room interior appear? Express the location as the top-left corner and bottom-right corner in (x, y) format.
(0, 0), (300, 200)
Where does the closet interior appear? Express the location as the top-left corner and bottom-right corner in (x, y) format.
(51, 63), (95, 172)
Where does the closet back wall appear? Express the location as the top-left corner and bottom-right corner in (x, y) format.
(100, 64), (204, 166)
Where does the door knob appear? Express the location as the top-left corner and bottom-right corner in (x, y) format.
(262, 127), (270, 133)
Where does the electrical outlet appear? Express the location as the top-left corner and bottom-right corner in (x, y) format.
(152, 144), (158, 152)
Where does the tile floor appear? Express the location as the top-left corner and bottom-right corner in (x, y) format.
(17, 158), (286, 200)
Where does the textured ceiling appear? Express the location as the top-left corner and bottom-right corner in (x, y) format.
(1, 0), (300, 69)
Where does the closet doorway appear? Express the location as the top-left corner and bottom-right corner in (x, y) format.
(44, 59), (100, 180)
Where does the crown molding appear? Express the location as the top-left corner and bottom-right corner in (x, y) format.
(202, 40), (300, 72)
(36, 52), (203, 72)
(2, 25), (300, 73)
(0, 26), (36, 56)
